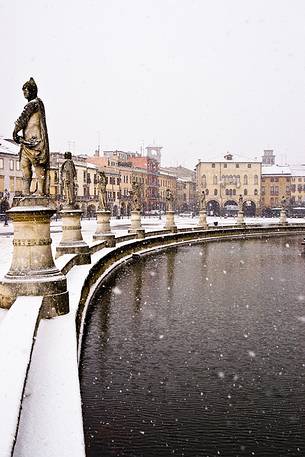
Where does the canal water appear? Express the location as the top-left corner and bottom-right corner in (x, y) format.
(80, 236), (305, 457)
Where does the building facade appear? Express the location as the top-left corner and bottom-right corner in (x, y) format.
(196, 153), (261, 216)
(0, 137), (22, 203)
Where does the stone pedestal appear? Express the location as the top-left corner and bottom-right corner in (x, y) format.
(56, 209), (91, 264)
(198, 210), (208, 229)
(128, 210), (143, 233)
(93, 210), (116, 247)
(279, 208), (288, 225)
(0, 196), (69, 318)
(164, 211), (177, 232)
(236, 210), (245, 225)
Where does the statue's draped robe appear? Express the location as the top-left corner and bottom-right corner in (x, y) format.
(14, 97), (49, 165)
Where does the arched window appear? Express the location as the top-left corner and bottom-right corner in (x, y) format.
(254, 189), (258, 195)
(225, 189), (229, 195)
(244, 175), (248, 185)
(214, 189), (218, 196)
(244, 189), (248, 196)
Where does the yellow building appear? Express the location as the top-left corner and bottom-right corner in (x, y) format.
(196, 153), (261, 216)
(158, 169), (177, 211)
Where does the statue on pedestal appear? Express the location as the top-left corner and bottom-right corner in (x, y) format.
(60, 152), (77, 208)
(13, 77), (50, 196)
(131, 177), (142, 211)
(281, 195), (287, 208)
(166, 188), (174, 212)
(98, 170), (108, 210)
(238, 194), (243, 212)
(200, 190), (206, 211)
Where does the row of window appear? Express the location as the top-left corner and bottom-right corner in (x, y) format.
(201, 174), (259, 186)
(0, 158), (21, 171)
(210, 163), (253, 169)
(204, 188), (258, 197)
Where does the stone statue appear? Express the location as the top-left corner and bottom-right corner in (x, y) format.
(281, 195), (287, 209)
(131, 177), (141, 211)
(60, 152), (77, 208)
(166, 188), (174, 212)
(238, 194), (243, 211)
(200, 190), (206, 211)
(98, 171), (108, 210)
(13, 77), (50, 196)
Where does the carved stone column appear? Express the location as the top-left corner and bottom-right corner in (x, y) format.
(93, 210), (115, 247)
(279, 208), (288, 225)
(164, 211), (177, 232)
(56, 209), (91, 264)
(0, 197), (69, 318)
(198, 210), (208, 229)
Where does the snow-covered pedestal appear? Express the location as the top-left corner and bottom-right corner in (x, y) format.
(56, 209), (91, 264)
(0, 197), (69, 318)
(198, 210), (208, 229)
(236, 210), (245, 225)
(129, 210), (142, 232)
(93, 210), (115, 247)
(279, 208), (288, 225)
(164, 210), (177, 232)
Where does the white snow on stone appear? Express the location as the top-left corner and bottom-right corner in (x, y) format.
(0, 296), (42, 457)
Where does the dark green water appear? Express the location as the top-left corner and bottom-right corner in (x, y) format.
(80, 236), (305, 457)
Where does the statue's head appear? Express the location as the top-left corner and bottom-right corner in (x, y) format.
(22, 77), (38, 100)
(64, 151), (72, 160)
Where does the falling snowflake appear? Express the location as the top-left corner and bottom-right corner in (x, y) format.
(248, 350), (256, 358)
(112, 286), (122, 295)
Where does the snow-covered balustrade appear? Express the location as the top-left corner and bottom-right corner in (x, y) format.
(0, 296), (43, 457)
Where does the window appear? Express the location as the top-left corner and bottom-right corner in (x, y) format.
(225, 189), (229, 195)
(262, 186), (265, 195)
(9, 160), (14, 171)
(286, 186), (290, 193)
(16, 161), (20, 171)
(9, 176), (14, 191)
(247, 164), (251, 168)
(213, 175), (218, 185)
(211, 163), (215, 168)
(275, 186), (279, 195)
(275, 177), (279, 182)
(214, 189), (218, 196)
(224, 163), (227, 168)
(254, 175), (258, 185)
(202, 175), (206, 187)
(0, 158), (3, 169)
(117, 178), (120, 185)
(206, 189), (209, 195)
(233, 189), (236, 195)
(254, 189), (258, 196)
(236, 164), (239, 168)
(243, 175), (248, 185)
(244, 189), (248, 196)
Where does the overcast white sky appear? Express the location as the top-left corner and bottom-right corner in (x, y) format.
(1, 0), (305, 168)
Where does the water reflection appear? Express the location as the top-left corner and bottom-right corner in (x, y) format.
(80, 236), (305, 457)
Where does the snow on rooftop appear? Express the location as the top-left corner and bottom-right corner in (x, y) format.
(198, 152), (261, 164)
(262, 165), (291, 175)
(0, 137), (19, 156)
